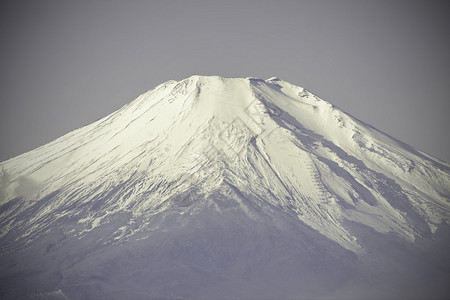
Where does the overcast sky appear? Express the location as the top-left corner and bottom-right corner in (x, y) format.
(1, 0), (449, 162)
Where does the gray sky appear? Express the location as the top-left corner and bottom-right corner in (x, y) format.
(1, 0), (449, 162)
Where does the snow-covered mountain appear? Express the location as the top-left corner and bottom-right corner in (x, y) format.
(1, 75), (449, 299)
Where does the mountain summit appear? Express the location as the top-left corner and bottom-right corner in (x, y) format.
(1, 76), (449, 299)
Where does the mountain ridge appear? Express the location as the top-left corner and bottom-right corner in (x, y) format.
(1, 75), (449, 299)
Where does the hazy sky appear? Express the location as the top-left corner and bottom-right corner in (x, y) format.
(1, 0), (449, 162)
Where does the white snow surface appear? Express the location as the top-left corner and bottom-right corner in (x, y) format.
(1, 75), (449, 253)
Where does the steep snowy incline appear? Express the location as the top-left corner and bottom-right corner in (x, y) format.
(252, 77), (450, 230)
(0, 76), (449, 254)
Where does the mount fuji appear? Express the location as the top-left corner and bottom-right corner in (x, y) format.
(1, 75), (449, 299)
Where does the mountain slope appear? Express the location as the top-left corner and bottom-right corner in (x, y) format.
(1, 75), (449, 299)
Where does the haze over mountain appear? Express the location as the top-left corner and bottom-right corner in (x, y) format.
(1, 76), (449, 299)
